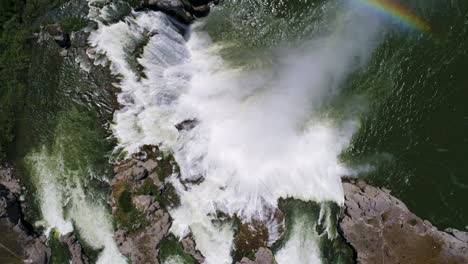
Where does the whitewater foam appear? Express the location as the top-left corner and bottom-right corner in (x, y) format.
(275, 217), (322, 264)
(88, 1), (380, 262)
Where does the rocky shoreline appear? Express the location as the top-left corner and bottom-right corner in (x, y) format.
(3, 157), (468, 263)
(340, 178), (468, 264)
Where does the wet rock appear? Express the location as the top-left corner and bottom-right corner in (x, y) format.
(446, 228), (468, 243)
(141, 159), (158, 173)
(141, 0), (220, 24)
(133, 166), (149, 181)
(0, 184), (22, 224)
(254, 248), (276, 264)
(340, 178), (468, 264)
(181, 234), (205, 263)
(236, 247), (277, 264)
(175, 119), (198, 131)
(238, 258), (256, 264)
(234, 220), (269, 261)
(142, 0), (194, 24)
(115, 209), (171, 264)
(0, 165), (21, 195)
(190, 4), (211, 18)
(0, 166), (51, 264)
(59, 233), (89, 264)
(45, 24), (71, 49)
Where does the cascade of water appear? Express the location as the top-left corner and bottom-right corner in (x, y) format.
(88, 1), (381, 262)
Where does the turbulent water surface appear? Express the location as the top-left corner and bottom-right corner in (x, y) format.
(9, 0), (468, 263)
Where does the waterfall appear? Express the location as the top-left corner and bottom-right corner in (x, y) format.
(88, 0), (381, 262)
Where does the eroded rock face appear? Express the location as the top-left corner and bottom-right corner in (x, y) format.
(340, 178), (468, 264)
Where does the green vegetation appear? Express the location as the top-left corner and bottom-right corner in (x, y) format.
(114, 186), (148, 233)
(118, 190), (133, 213)
(156, 153), (179, 182)
(159, 235), (195, 264)
(136, 177), (160, 197)
(60, 16), (87, 33)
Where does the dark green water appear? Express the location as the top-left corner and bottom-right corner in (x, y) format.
(343, 0), (468, 230)
(12, 29), (116, 223)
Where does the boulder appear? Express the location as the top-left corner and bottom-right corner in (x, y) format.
(181, 234), (205, 263)
(45, 24), (71, 49)
(340, 178), (468, 264)
(59, 233), (89, 264)
(133, 195), (153, 211)
(236, 247), (277, 264)
(175, 119), (198, 131)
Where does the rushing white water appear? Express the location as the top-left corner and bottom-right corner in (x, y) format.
(28, 148), (74, 236)
(27, 146), (127, 264)
(275, 217), (322, 264)
(88, 1), (380, 262)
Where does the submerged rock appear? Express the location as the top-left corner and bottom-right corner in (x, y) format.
(175, 119), (199, 131)
(340, 178), (468, 264)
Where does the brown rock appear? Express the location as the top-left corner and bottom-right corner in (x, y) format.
(115, 209), (171, 264)
(133, 195), (153, 212)
(236, 247), (277, 264)
(0, 165), (51, 264)
(340, 179), (468, 264)
(181, 234), (205, 263)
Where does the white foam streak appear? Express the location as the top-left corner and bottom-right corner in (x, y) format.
(29, 148), (73, 235)
(68, 186), (127, 264)
(28, 148), (126, 264)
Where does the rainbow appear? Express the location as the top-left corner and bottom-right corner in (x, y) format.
(357, 0), (431, 33)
